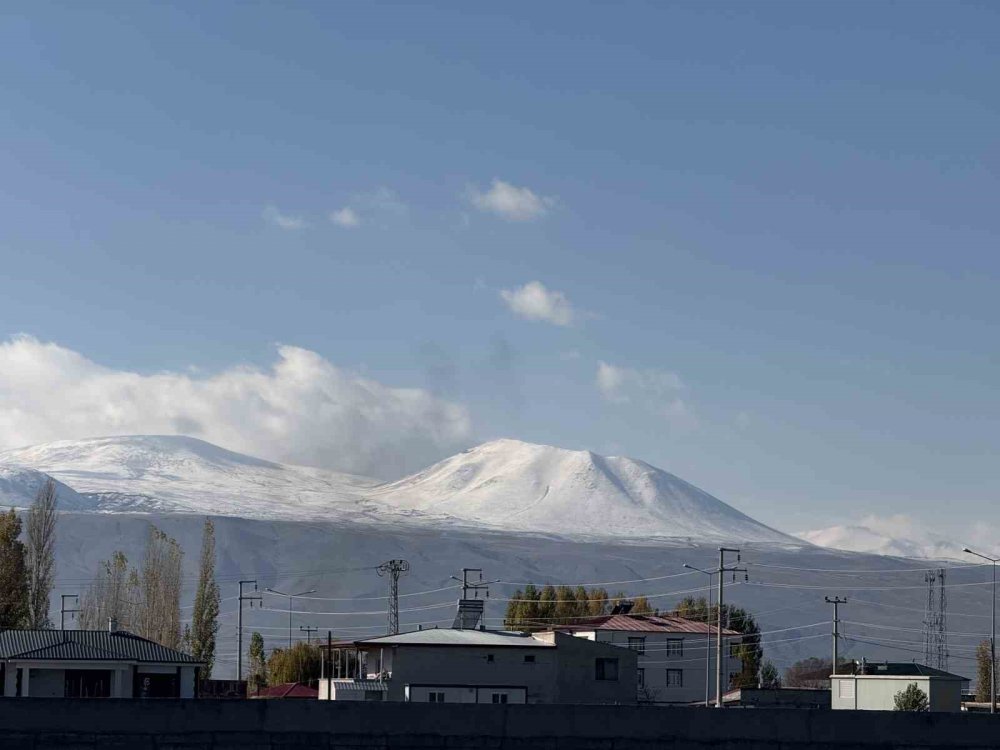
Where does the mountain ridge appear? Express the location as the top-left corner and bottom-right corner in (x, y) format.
(0, 434), (800, 545)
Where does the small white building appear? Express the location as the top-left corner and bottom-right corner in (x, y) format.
(319, 627), (637, 705)
(0, 626), (203, 699)
(830, 661), (968, 712)
(565, 612), (742, 704)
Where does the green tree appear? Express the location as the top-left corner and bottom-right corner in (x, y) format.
(976, 639), (996, 703)
(670, 597), (762, 689)
(267, 642), (322, 685)
(25, 479), (58, 628)
(893, 682), (929, 711)
(553, 585), (579, 624)
(760, 660), (781, 688)
(538, 585), (558, 622)
(190, 519), (220, 676)
(587, 588), (609, 616)
(504, 588), (524, 629)
(0, 509), (29, 628)
(248, 631), (267, 692)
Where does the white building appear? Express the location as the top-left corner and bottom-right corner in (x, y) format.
(0, 626), (203, 698)
(830, 661), (968, 712)
(319, 627), (637, 705)
(565, 612), (741, 704)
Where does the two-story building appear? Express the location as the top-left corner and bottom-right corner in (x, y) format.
(564, 612), (741, 704)
(319, 626), (637, 705)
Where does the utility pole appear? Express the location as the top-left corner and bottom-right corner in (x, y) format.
(963, 547), (997, 714)
(683, 564), (715, 707)
(453, 568), (490, 600)
(267, 587), (317, 648)
(60, 594), (79, 631)
(715, 548), (747, 708)
(299, 625), (318, 644)
(377, 560), (410, 635)
(237, 580), (261, 683)
(825, 596), (847, 673)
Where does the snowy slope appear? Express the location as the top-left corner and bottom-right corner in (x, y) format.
(365, 439), (797, 544)
(0, 466), (95, 511)
(0, 436), (380, 521)
(0, 435), (800, 544)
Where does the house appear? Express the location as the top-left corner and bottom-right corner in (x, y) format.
(0, 623), (203, 698)
(830, 661), (969, 712)
(561, 609), (742, 704)
(318, 626), (637, 704)
(252, 681), (318, 699)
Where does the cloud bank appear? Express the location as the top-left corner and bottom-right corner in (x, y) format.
(262, 205), (307, 230)
(596, 361), (688, 420)
(469, 179), (554, 221)
(500, 281), (575, 326)
(0, 337), (472, 480)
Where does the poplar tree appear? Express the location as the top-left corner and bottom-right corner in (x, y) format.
(190, 519), (220, 675)
(976, 639), (996, 703)
(81, 551), (138, 630)
(0, 509), (29, 628)
(25, 479), (58, 628)
(248, 631), (267, 692)
(136, 526), (184, 648)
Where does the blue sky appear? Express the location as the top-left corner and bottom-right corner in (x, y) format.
(1, 2), (998, 538)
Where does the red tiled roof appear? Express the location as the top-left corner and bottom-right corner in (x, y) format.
(559, 613), (740, 636)
(253, 682), (318, 699)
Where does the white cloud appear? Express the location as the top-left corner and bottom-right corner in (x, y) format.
(468, 179), (554, 221)
(0, 336), (473, 480)
(500, 281), (575, 326)
(329, 207), (360, 228)
(596, 361), (688, 420)
(262, 205), (307, 230)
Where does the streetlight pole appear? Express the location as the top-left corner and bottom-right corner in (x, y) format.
(964, 547), (998, 714)
(684, 564), (715, 707)
(267, 587), (317, 649)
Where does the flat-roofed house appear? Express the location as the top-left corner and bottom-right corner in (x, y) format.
(0, 625), (203, 699)
(831, 661), (968, 712)
(563, 612), (742, 704)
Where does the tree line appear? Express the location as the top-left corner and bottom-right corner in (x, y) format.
(0, 480), (221, 677)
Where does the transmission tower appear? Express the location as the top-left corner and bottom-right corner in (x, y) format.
(377, 559), (410, 635)
(923, 568), (948, 670)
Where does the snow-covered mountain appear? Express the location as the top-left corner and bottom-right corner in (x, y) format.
(0, 466), (94, 511)
(798, 519), (960, 560)
(0, 435), (799, 544)
(367, 439), (796, 544)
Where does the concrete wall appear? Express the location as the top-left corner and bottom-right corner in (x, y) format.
(6, 698), (1000, 749)
(547, 631), (637, 705)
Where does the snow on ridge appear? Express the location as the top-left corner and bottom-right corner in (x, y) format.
(0, 435), (799, 544)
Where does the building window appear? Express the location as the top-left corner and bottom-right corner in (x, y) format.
(428, 691), (446, 703)
(637, 668), (645, 687)
(492, 693), (508, 704)
(627, 637), (646, 654)
(595, 658), (619, 681)
(665, 639), (683, 657)
(666, 670), (683, 688)
(487, 654), (495, 663)
(524, 654), (535, 664)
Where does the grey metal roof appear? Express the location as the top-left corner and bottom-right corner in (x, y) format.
(847, 662), (968, 680)
(0, 629), (202, 664)
(351, 628), (555, 648)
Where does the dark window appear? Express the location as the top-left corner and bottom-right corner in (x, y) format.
(627, 637), (645, 654)
(487, 654), (495, 663)
(637, 668), (645, 687)
(428, 691), (446, 703)
(524, 654), (535, 664)
(595, 658), (619, 681)
(665, 639), (683, 657)
(134, 672), (179, 698)
(491, 693), (508, 704)
(65, 669), (112, 698)
(666, 669), (683, 687)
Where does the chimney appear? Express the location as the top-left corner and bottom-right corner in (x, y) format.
(108, 617), (119, 633)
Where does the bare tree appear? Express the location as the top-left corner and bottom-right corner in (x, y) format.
(80, 551), (137, 630)
(135, 526), (183, 649)
(25, 479), (58, 628)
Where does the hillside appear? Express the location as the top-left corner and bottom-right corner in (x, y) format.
(366, 439), (797, 544)
(0, 435), (799, 544)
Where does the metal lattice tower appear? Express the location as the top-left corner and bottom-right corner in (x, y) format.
(923, 568), (948, 670)
(377, 559), (410, 635)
